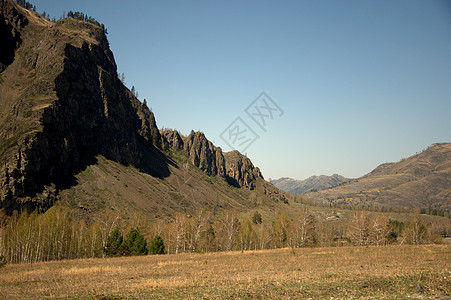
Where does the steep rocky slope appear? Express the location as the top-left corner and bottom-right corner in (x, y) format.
(162, 130), (263, 190)
(0, 0), (287, 216)
(271, 174), (352, 195)
(0, 0), (164, 212)
(304, 143), (451, 211)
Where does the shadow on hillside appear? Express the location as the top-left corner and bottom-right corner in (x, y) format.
(0, 11), (23, 72)
(57, 138), (174, 189)
(3, 139), (174, 215)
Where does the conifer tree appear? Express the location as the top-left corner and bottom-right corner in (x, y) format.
(104, 228), (123, 257)
(149, 234), (165, 255)
(123, 227), (148, 256)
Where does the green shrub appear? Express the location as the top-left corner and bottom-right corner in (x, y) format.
(252, 211), (262, 224)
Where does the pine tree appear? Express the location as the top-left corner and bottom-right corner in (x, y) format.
(119, 72), (126, 84)
(123, 227), (148, 256)
(149, 234), (165, 255)
(104, 228), (123, 257)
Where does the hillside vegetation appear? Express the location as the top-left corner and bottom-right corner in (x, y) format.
(2, 202), (449, 264)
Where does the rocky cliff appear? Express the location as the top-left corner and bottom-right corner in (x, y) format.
(0, 0), (274, 214)
(0, 0), (161, 212)
(224, 151), (262, 190)
(0, 0), (27, 72)
(162, 129), (263, 190)
(184, 131), (226, 177)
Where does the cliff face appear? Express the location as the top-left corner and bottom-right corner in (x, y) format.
(0, 0), (161, 212)
(0, 0), (282, 215)
(184, 131), (226, 177)
(0, 0), (27, 72)
(161, 130), (184, 151)
(162, 129), (263, 189)
(224, 151), (262, 190)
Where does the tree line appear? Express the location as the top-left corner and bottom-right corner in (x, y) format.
(0, 206), (446, 264)
(15, 0), (35, 11)
(66, 11), (107, 33)
(104, 227), (165, 256)
(294, 195), (451, 219)
(15, 1), (108, 33)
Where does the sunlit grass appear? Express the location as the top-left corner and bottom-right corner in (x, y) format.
(0, 244), (449, 299)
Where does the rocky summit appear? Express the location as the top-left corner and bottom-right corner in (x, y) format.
(0, 0), (288, 216)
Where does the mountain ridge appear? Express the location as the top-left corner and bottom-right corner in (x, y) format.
(304, 143), (451, 211)
(271, 174), (352, 194)
(0, 0), (287, 216)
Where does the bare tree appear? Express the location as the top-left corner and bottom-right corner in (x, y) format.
(188, 210), (209, 253)
(170, 213), (189, 254)
(346, 211), (371, 246)
(216, 212), (240, 251)
(255, 223), (272, 250)
(239, 217), (255, 251)
(317, 219), (335, 247)
(369, 214), (390, 245)
(401, 214), (429, 245)
(95, 210), (121, 258)
(272, 213), (290, 248)
(293, 206), (316, 247)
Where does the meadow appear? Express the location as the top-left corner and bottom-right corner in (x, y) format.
(0, 244), (449, 299)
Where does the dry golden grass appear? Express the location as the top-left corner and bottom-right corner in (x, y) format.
(0, 245), (449, 299)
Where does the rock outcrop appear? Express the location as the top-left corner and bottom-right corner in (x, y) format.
(0, 0), (161, 212)
(224, 151), (262, 190)
(0, 0), (27, 72)
(161, 129), (184, 151)
(0, 0), (275, 214)
(183, 131), (226, 177)
(162, 129), (263, 189)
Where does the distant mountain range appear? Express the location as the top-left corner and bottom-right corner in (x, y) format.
(271, 174), (352, 195)
(304, 143), (451, 211)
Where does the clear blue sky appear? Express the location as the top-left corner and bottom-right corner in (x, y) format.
(38, 0), (451, 180)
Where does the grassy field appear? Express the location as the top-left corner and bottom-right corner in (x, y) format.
(0, 245), (449, 299)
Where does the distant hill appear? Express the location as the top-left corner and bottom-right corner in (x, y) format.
(271, 174), (352, 194)
(304, 143), (451, 211)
